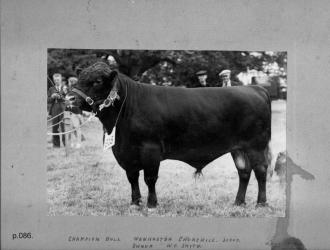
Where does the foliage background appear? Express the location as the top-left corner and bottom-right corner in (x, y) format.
(47, 49), (287, 88)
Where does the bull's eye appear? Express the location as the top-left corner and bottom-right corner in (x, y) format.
(93, 78), (103, 88)
(93, 81), (102, 88)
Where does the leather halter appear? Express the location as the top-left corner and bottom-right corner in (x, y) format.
(71, 87), (95, 105)
(71, 75), (120, 111)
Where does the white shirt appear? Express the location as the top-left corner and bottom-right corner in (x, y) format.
(223, 80), (231, 87)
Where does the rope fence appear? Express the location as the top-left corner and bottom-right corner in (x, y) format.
(47, 113), (96, 136)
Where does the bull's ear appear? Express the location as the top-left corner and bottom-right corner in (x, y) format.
(104, 70), (118, 87)
(109, 70), (118, 81)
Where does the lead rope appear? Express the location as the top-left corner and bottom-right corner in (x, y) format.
(47, 117), (66, 128)
(47, 111), (66, 121)
(47, 113), (96, 136)
(47, 85), (127, 136)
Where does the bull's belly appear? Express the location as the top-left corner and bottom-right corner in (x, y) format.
(164, 145), (229, 169)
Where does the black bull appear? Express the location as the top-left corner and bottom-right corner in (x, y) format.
(69, 62), (272, 208)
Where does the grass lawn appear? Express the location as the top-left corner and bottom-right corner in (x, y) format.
(47, 100), (286, 217)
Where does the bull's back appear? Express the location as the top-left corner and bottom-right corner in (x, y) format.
(128, 85), (270, 151)
(160, 85), (270, 135)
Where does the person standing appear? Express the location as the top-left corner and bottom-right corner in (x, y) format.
(48, 73), (66, 147)
(195, 70), (208, 87)
(218, 69), (241, 87)
(66, 76), (86, 148)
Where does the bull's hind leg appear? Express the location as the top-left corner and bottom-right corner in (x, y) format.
(248, 148), (270, 206)
(141, 142), (161, 208)
(232, 150), (252, 205)
(126, 171), (142, 206)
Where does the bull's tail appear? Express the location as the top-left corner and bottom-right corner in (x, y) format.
(267, 92), (272, 141)
(260, 85), (272, 141)
(265, 144), (274, 179)
(265, 143), (272, 165)
(255, 85), (272, 140)
(265, 88), (272, 178)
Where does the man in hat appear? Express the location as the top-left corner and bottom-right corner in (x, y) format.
(218, 69), (241, 87)
(196, 70), (208, 87)
(47, 73), (66, 147)
(68, 76), (78, 89)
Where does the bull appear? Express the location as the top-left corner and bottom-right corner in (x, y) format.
(68, 62), (272, 208)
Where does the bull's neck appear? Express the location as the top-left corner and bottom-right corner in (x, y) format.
(97, 78), (127, 133)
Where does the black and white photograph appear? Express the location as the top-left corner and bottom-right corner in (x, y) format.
(47, 49), (287, 217)
(3, 1), (330, 249)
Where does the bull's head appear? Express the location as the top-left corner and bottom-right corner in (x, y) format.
(67, 62), (119, 113)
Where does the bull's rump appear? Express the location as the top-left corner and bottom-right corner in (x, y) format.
(129, 85), (271, 161)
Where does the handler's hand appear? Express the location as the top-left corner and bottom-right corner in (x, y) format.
(51, 93), (61, 99)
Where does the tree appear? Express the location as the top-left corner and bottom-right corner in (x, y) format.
(47, 49), (287, 88)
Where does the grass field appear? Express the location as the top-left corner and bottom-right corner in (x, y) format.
(47, 100), (286, 217)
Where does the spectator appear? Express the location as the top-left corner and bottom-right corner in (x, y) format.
(47, 73), (66, 147)
(196, 70), (208, 87)
(68, 76), (78, 89)
(66, 76), (82, 116)
(75, 67), (83, 77)
(218, 69), (241, 87)
(66, 76), (85, 148)
(251, 76), (257, 85)
(61, 77), (67, 87)
(62, 84), (69, 95)
(107, 55), (118, 70)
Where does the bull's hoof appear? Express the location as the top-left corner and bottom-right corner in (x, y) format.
(147, 201), (158, 209)
(130, 204), (140, 210)
(147, 203), (158, 209)
(234, 200), (246, 206)
(256, 202), (268, 208)
(131, 198), (142, 207)
(147, 195), (158, 208)
(147, 207), (157, 214)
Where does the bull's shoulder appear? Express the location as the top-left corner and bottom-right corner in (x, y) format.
(247, 84), (268, 93)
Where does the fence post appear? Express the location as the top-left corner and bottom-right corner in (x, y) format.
(63, 112), (72, 156)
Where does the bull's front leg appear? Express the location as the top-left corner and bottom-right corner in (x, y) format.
(144, 172), (159, 208)
(141, 142), (161, 208)
(126, 171), (142, 206)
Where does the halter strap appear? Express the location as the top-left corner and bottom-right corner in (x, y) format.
(71, 74), (119, 109)
(98, 75), (120, 111)
(71, 87), (94, 105)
